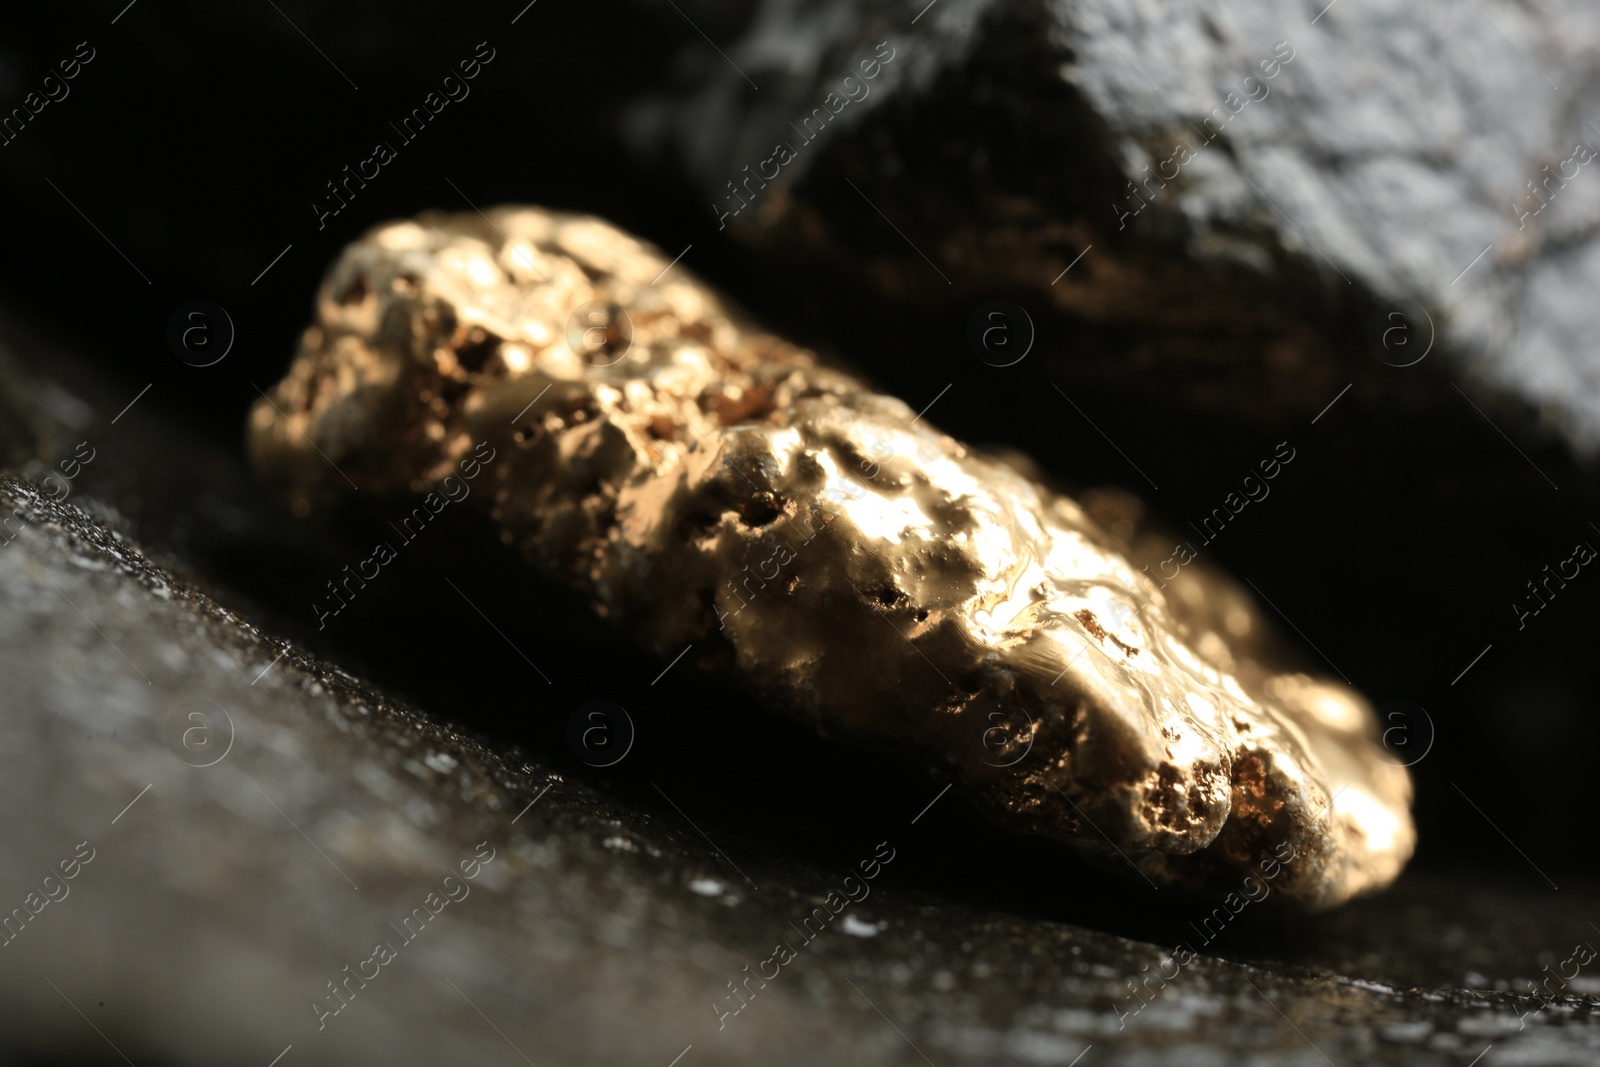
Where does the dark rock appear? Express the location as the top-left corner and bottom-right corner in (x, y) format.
(0, 332), (68, 476)
(626, 0), (1600, 455)
(2, 480), (1598, 1065)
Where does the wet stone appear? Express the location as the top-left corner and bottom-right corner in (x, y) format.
(0, 475), (1595, 1065)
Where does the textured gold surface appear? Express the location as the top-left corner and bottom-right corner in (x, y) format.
(249, 207), (1413, 908)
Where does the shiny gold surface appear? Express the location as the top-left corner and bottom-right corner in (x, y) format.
(249, 207), (1413, 908)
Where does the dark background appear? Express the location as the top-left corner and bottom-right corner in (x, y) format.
(2, 0), (1594, 955)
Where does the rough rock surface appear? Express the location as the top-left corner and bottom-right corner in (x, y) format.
(248, 207), (1412, 907)
(0, 476), (1596, 1066)
(628, 0), (1600, 453)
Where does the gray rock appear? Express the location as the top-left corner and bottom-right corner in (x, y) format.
(627, 0), (1600, 453)
(3, 479), (1599, 1065)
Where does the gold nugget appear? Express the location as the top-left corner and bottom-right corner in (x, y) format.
(249, 207), (1412, 908)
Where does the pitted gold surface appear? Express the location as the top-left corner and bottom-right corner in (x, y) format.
(249, 206), (1413, 908)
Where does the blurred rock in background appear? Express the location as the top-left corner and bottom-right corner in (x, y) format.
(629, 0), (1600, 451)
